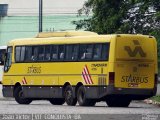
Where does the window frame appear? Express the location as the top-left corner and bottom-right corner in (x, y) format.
(64, 44), (79, 62)
(14, 42), (110, 63)
(4, 46), (13, 72)
(15, 45), (26, 63)
(37, 45), (45, 61)
(44, 45), (51, 61)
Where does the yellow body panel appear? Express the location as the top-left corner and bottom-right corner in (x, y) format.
(3, 62), (108, 86)
(114, 35), (157, 89)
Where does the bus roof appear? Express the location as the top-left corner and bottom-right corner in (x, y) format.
(8, 35), (114, 46)
(36, 31), (98, 38)
(7, 31), (153, 46)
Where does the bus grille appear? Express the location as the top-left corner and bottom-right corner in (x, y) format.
(98, 76), (106, 95)
(98, 77), (106, 85)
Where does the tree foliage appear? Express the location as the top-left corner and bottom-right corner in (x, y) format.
(73, 0), (160, 55)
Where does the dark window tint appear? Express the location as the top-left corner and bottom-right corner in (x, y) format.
(4, 47), (12, 72)
(79, 44), (93, 60)
(65, 45), (78, 61)
(58, 45), (65, 60)
(25, 46), (32, 61)
(31, 46), (38, 61)
(101, 43), (110, 60)
(44, 46), (51, 61)
(93, 44), (102, 60)
(38, 46), (44, 61)
(15, 47), (21, 62)
(51, 45), (58, 61)
(20, 46), (25, 61)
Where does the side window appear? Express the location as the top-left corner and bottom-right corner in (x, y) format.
(51, 45), (58, 61)
(44, 46), (51, 61)
(101, 43), (110, 60)
(93, 44), (102, 60)
(4, 47), (12, 72)
(58, 45), (65, 60)
(38, 46), (44, 61)
(31, 46), (38, 61)
(79, 44), (93, 60)
(15, 47), (21, 62)
(15, 46), (25, 62)
(20, 46), (25, 61)
(25, 46), (32, 61)
(65, 44), (78, 61)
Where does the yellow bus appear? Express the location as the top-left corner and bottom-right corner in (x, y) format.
(2, 31), (158, 107)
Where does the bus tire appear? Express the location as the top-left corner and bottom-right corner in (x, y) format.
(64, 85), (77, 106)
(14, 86), (32, 104)
(49, 98), (65, 105)
(106, 96), (131, 107)
(77, 86), (96, 106)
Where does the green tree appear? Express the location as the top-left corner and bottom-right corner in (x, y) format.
(73, 0), (160, 55)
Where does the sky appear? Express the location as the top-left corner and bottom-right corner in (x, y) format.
(0, 0), (86, 15)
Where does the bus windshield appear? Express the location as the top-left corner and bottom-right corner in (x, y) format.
(4, 47), (12, 72)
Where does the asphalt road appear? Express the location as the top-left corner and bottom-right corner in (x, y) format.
(0, 85), (160, 120)
(0, 100), (159, 120)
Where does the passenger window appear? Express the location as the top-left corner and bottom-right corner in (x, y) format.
(51, 45), (58, 61)
(31, 46), (38, 61)
(15, 47), (21, 62)
(58, 45), (65, 60)
(65, 45), (78, 61)
(72, 45), (79, 60)
(38, 46), (44, 61)
(79, 44), (93, 60)
(44, 46), (51, 61)
(20, 46), (25, 61)
(93, 44), (102, 60)
(101, 43), (110, 60)
(25, 46), (32, 61)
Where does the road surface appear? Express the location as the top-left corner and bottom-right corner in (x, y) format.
(0, 99), (159, 120)
(0, 85), (159, 120)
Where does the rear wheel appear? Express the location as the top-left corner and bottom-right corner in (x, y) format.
(14, 86), (32, 104)
(64, 85), (77, 106)
(49, 98), (65, 105)
(106, 96), (131, 107)
(77, 86), (96, 106)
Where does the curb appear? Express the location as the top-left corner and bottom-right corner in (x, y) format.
(0, 98), (14, 101)
(143, 99), (160, 106)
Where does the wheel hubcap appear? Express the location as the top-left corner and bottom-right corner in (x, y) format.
(19, 90), (24, 99)
(66, 90), (72, 102)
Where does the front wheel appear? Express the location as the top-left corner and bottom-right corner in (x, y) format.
(14, 86), (32, 104)
(77, 86), (96, 106)
(106, 96), (131, 107)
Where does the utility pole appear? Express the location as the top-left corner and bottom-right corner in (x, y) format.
(39, 0), (43, 32)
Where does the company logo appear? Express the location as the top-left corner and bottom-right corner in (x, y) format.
(121, 74), (148, 83)
(82, 65), (93, 84)
(124, 40), (146, 57)
(22, 77), (27, 84)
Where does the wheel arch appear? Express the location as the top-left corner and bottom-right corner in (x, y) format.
(62, 82), (71, 96)
(75, 82), (83, 97)
(13, 82), (21, 97)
